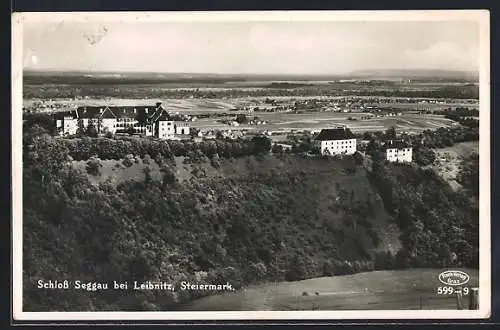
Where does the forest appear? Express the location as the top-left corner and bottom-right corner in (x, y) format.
(22, 121), (479, 311)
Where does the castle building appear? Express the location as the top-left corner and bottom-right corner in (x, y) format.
(54, 102), (190, 140)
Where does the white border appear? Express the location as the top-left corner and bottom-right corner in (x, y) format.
(12, 10), (491, 321)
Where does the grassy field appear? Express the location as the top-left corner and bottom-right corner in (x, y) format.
(183, 269), (479, 311)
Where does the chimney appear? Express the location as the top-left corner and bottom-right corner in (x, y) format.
(133, 108), (137, 114)
(145, 108), (148, 114)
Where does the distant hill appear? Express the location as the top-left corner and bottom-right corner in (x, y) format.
(23, 68), (479, 84)
(22, 69), (342, 82)
(349, 69), (479, 81)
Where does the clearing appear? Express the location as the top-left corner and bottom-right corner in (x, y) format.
(433, 141), (479, 190)
(183, 268), (479, 311)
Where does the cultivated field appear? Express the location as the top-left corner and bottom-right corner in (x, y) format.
(183, 269), (479, 311)
(190, 112), (459, 134)
(23, 96), (478, 113)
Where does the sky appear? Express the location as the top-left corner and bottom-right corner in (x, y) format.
(22, 20), (480, 75)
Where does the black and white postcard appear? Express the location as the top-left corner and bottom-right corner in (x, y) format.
(12, 10), (490, 321)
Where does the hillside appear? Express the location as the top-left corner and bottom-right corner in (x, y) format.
(22, 131), (479, 311)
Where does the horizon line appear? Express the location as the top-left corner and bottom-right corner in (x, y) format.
(23, 67), (480, 76)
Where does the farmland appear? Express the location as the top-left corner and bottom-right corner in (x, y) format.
(188, 112), (459, 135)
(23, 70), (479, 137)
(24, 97), (472, 136)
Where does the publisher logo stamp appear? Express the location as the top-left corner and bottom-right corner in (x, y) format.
(438, 270), (470, 286)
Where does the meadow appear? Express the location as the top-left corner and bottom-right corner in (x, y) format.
(183, 268), (480, 311)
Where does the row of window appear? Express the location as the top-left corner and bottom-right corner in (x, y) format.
(325, 147), (355, 153)
(387, 148), (412, 153)
(323, 140), (355, 145)
(116, 118), (137, 122)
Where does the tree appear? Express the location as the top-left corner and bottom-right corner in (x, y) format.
(190, 127), (201, 138)
(210, 153), (221, 168)
(414, 147), (436, 166)
(385, 126), (397, 140)
(235, 114), (248, 124)
(272, 144), (284, 154)
(85, 158), (102, 176)
(161, 167), (176, 187)
(86, 122), (98, 138)
(76, 120), (86, 137)
(143, 166), (152, 185)
(456, 153), (479, 198)
(24, 133), (70, 183)
(251, 136), (271, 155)
(123, 154), (134, 168)
(23, 113), (56, 135)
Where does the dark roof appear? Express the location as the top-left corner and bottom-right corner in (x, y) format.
(53, 110), (78, 119)
(314, 128), (356, 141)
(384, 140), (412, 150)
(150, 107), (172, 122)
(100, 107), (116, 119)
(74, 104), (164, 121)
(76, 106), (104, 118)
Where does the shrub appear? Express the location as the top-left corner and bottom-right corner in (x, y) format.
(161, 167), (176, 186)
(210, 153), (221, 168)
(123, 154), (134, 168)
(143, 166), (152, 184)
(155, 154), (165, 166)
(143, 154), (152, 165)
(85, 158), (102, 176)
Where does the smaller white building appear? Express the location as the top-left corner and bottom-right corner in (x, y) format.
(56, 116), (79, 136)
(158, 121), (176, 139)
(175, 122), (190, 135)
(384, 140), (413, 163)
(314, 127), (357, 156)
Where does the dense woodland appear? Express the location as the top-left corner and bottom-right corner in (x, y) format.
(22, 116), (479, 311)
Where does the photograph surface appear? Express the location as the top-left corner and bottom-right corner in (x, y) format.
(12, 10), (490, 321)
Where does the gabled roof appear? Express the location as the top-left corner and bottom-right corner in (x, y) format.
(314, 128), (356, 141)
(74, 104), (164, 120)
(384, 140), (412, 150)
(111, 106), (154, 119)
(100, 107), (116, 119)
(150, 106), (172, 122)
(76, 106), (103, 118)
